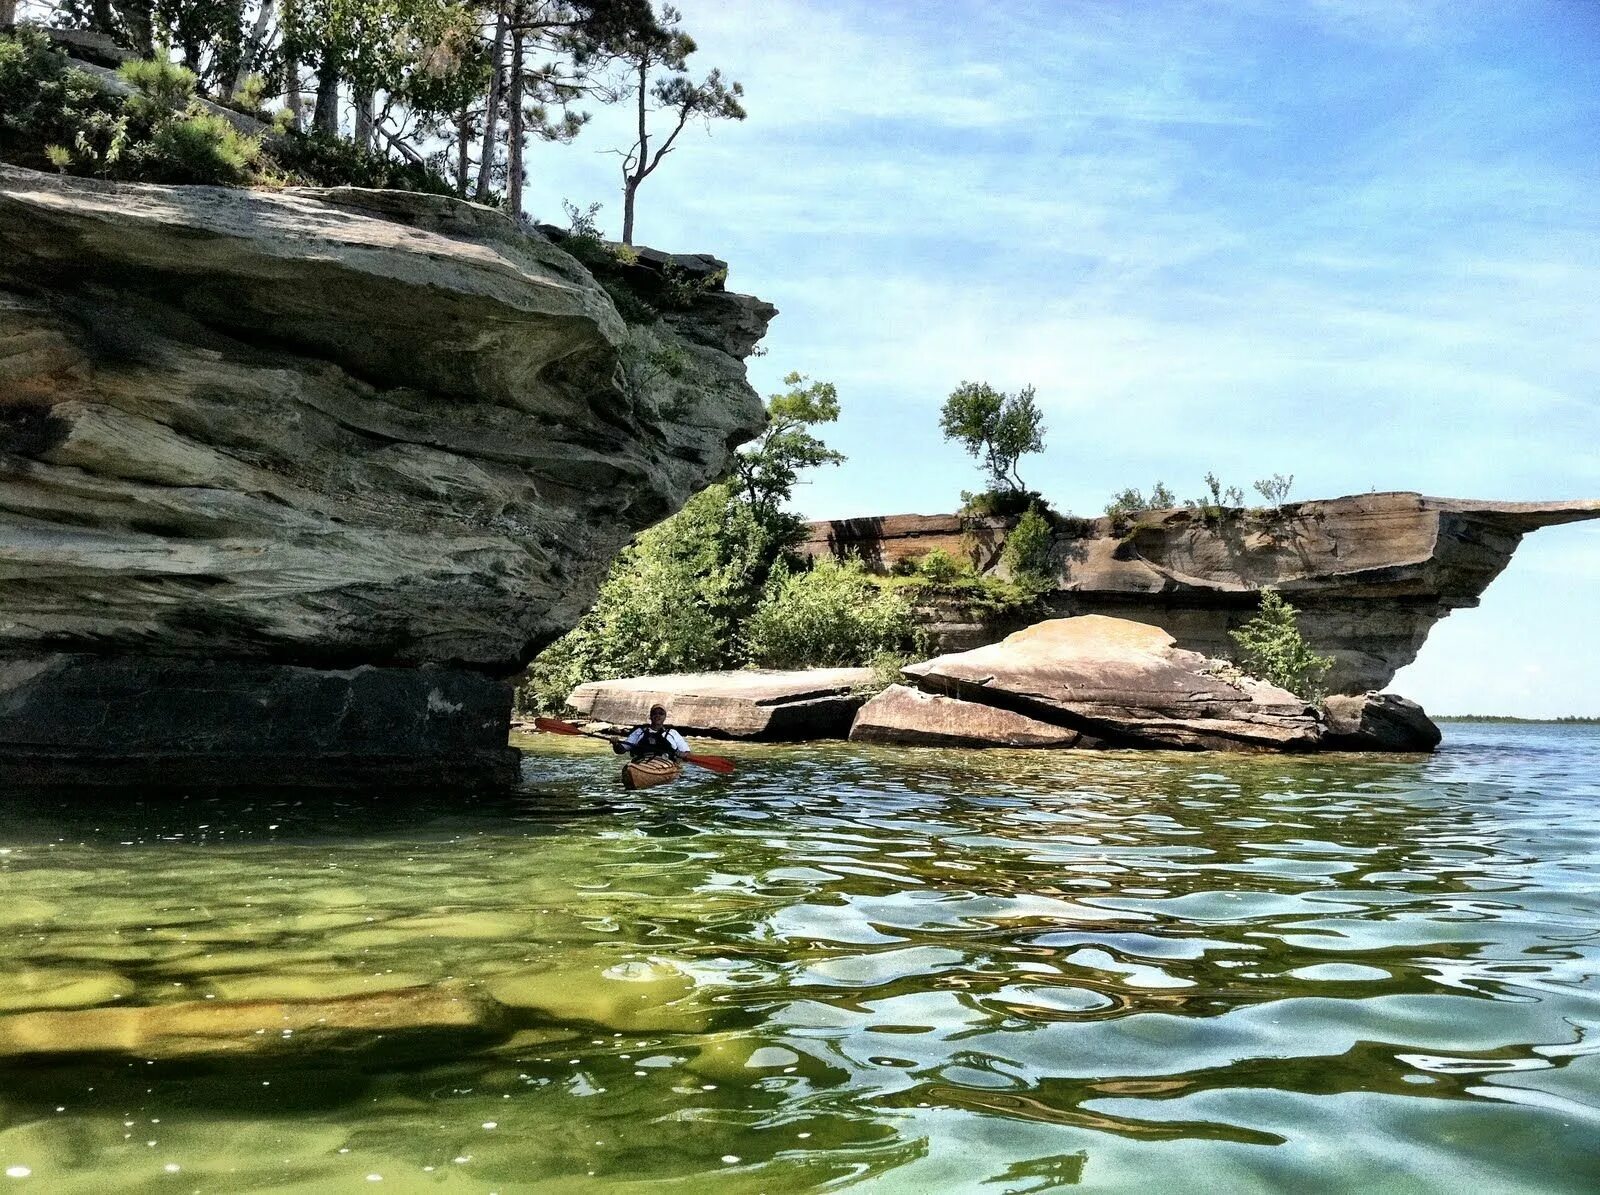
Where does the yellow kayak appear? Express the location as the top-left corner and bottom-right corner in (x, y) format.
(621, 757), (683, 791)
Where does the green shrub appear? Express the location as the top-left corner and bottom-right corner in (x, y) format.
(0, 30), (257, 185)
(136, 106), (258, 185)
(1002, 504), (1054, 586)
(744, 558), (922, 669)
(517, 482), (802, 712)
(959, 488), (1052, 518)
(264, 129), (454, 193)
(1105, 481), (1176, 519)
(1229, 588), (1334, 703)
(914, 548), (969, 584)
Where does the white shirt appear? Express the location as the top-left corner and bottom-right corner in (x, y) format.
(622, 726), (692, 756)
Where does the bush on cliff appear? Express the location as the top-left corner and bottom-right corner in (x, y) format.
(1002, 504), (1055, 588)
(1230, 588), (1334, 703)
(743, 558), (924, 670)
(0, 31), (261, 185)
(519, 483), (796, 712)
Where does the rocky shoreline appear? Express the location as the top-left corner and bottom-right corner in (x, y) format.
(543, 614), (1444, 754)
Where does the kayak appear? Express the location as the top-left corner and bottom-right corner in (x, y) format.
(621, 756), (683, 791)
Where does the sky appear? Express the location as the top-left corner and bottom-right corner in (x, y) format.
(516, 0), (1600, 717)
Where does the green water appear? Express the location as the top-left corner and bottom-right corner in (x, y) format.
(1, 723), (1598, 1192)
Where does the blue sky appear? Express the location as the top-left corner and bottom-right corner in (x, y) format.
(519, 0), (1600, 717)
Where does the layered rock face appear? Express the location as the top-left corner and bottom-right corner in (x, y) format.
(900, 616), (1321, 752)
(805, 495), (1600, 694)
(0, 166), (774, 785)
(567, 668), (875, 740)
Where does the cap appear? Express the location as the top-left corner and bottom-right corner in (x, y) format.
(649, 704), (667, 716)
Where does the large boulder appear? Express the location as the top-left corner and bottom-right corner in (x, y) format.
(0, 166), (774, 786)
(804, 494), (1600, 693)
(902, 615), (1320, 751)
(567, 669), (874, 740)
(1321, 692), (1442, 752)
(849, 684), (1082, 748)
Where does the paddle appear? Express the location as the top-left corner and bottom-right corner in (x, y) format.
(532, 717), (736, 775)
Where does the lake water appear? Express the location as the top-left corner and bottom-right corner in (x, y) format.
(1, 722), (1597, 1192)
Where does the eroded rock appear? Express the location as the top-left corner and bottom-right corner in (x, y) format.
(902, 615), (1320, 752)
(0, 166), (774, 786)
(804, 495), (1600, 694)
(567, 668), (874, 740)
(849, 684), (1081, 748)
(1321, 692), (1442, 752)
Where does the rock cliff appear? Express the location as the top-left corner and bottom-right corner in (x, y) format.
(804, 494), (1600, 694)
(0, 165), (775, 785)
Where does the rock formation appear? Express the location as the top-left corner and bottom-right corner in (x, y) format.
(899, 616), (1322, 752)
(804, 494), (1600, 694)
(850, 684), (1082, 748)
(567, 668), (875, 740)
(0, 165), (774, 786)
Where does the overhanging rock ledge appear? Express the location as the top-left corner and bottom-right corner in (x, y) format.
(0, 166), (775, 786)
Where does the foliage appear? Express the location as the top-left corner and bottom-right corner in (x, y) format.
(912, 548), (969, 585)
(743, 557), (921, 670)
(1105, 481), (1176, 520)
(855, 650), (913, 697)
(1253, 472), (1294, 508)
(610, 3), (745, 244)
(1002, 504), (1054, 587)
(958, 487), (1051, 518)
(1185, 471), (1246, 525)
(732, 372), (844, 521)
(617, 324), (692, 415)
(265, 128), (456, 192)
(518, 481), (799, 712)
(0, 30), (260, 184)
(1228, 588), (1334, 703)
(939, 380), (1045, 494)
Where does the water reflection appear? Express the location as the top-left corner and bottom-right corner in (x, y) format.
(0, 724), (1597, 1191)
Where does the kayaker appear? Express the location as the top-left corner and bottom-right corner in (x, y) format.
(613, 704), (691, 762)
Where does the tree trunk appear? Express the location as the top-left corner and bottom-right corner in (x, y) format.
(621, 59), (648, 245)
(0, 2), (17, 30)
(455, 105), (472, 197)
(232, 0), (277, 98)
(622, 181), (638, 247)
(313, 52), (341, 137)
(472, 4), (508, 202)
(353, 86), (374, 153)
(282, 0), (303, 130)
(117, 0), (155, 57)
(505, 4), (525, 219)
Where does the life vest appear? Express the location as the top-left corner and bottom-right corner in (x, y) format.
(630, 725), (680, 759)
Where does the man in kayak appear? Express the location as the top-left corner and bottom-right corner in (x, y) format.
(613, 704), (692, 762)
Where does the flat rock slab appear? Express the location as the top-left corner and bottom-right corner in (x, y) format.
(850, 684), (1081, 748)
(567, 668), (875, 740)
(903, 615), (1320, 752)
(0, 983), (507, 1063)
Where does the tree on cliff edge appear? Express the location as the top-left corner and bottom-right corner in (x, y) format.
(607, 3), (744, 244)
(734, 373), (845, 526)
(939, 380), (1046, 495)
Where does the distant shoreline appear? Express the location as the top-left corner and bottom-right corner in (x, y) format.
(1435, 715), (1599, 724)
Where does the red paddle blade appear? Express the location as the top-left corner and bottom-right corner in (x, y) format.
(533, 717), (584, 735)
(685, 752), (736, 775)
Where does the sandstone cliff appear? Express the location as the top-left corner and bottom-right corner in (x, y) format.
(804, 494), (1600, 694)
(0, 166), (774, 785)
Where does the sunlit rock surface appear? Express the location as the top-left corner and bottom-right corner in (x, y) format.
(567, 668), (875, 740)
(902, 615), (1321, 752)
(804, 494), (1600, 694)
(0, 166), (773, 785)
(849, 683), (1082, 748)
